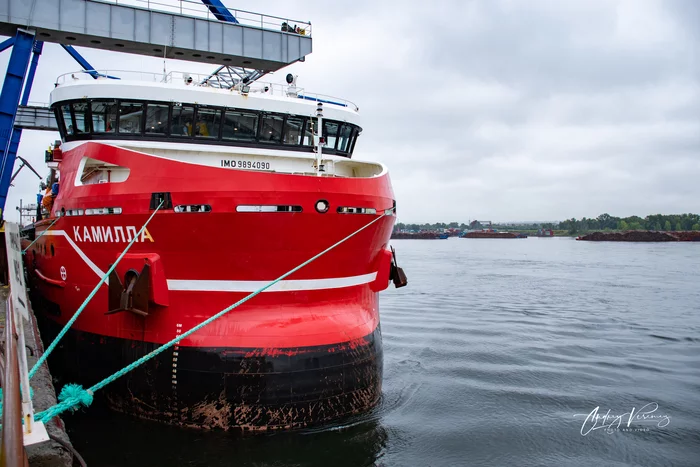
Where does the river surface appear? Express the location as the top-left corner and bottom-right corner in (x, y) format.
(66, 237), (700, 466)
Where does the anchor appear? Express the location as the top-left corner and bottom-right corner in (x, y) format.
(107, 264), (150, 316)
(389, 246), (408, 288)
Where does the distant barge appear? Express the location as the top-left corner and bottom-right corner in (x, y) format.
(391, 232), (442, 239)
(461, 231), (527, 239)
(577, 231), (700, 242)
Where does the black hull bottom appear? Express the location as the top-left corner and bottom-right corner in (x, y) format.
(35, 311), (383, 432)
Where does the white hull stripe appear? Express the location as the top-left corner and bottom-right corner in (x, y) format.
(167, 272), (377, 293)
(44, 230), (107, 279)
(39, 230), (377, 292)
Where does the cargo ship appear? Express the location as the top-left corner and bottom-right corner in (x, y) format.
(22, 67), (406, 431)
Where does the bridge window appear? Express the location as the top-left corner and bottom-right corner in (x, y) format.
(53, 99), (362, 158)
(302, 119), (316, 146)
(195, 107), (221, 138)
(91, 100), (117, 133)
(171, 104), (195, 136)
(72, 102), (90, 133)
(337, 124), (353, 152)
(119, 102), (143, 134)
(260, 114), (284, 143)
(283, 116), (305, 145)
(145, 103), (169, 134)
(323, 121), (339, 149)
(61, 105), (74, 135)
(222, 109), (258, 141)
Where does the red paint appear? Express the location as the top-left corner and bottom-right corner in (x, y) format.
(116, 253), (169, 306)
(35, 269), (66, 288)
(370, 248), (393, 292)
(26, 142), (397, 351)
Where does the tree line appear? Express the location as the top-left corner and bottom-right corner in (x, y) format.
(557, 213), (700, 234)
(395, 213), (700, 235)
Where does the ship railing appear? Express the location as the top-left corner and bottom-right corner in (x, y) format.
(0, 293), (29, 467)
(92, 0), (312, 37)
(55, 71), (360, 111)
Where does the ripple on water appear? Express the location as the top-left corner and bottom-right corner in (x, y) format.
(65, 238), (700, 467)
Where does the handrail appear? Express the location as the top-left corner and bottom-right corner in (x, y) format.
(92, 0), (312, 36)
(54, 70), (360, 111)
(0, 297), (29, 467)
(34, 270), (66, 288)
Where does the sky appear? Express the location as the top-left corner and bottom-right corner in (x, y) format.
(2, 0), (698, 224)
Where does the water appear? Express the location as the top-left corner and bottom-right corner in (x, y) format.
(66, 237), (700, 466)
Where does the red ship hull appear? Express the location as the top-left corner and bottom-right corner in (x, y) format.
(24, 141), (396, 431)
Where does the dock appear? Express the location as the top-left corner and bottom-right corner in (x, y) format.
(0, 288), (74, 467)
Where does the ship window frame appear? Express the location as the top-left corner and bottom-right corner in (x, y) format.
(51, 98), (362, 159)
(170, 102), (197, 138)
(349, 127), (361, 154)
(282, 115), (306, 146)
(193, 105), (223, 140)
(71, 101), (92, 134)
(144, 102), (172, 137)
(61, 103), (76, 136)
(54, 107), (67, 139)
(221, 107), (259, 142)
(90, 99), (119, 134)
(337, 123), (353, 153)
(117, 100), (145, 136)
(323, 120), (340, 151)
(258, 112), (285, 145)
(301, 118), (315, 147)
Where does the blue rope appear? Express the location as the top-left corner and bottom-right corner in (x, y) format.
(28, 201), (164, 380)
(22, 216), (61, 254)
(34, 207), (394, 423)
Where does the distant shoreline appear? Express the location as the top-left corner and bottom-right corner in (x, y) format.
(394, 213), (700, 238)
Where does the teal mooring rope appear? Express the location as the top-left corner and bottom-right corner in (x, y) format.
(33, 207), (395, 423)
(28, 201), (164, 380)
(22, 215), (61, 254)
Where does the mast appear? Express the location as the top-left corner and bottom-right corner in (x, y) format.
(315, 102), (324, 175)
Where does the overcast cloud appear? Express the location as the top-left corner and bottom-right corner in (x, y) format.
(2, 0), (698, 223)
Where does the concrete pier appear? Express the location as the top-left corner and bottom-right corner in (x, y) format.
(0, 288), (74, 467)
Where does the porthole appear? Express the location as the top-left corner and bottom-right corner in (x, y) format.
(315, 199), (329, 213)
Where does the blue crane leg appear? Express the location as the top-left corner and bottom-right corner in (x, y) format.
(22, 41), (44, 106)
(2, 41), (44, 195)
(200, 0), (239, 23)
(0, 29), (35, 217)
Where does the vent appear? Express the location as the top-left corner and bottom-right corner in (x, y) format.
(85, 207), (122, 215)
(236, 205), (302, 213)
(150, 192), (173, 210)
(174, 205), (212, 213)
(64, 209), (84, 216)
(337, 207), (377, 215)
